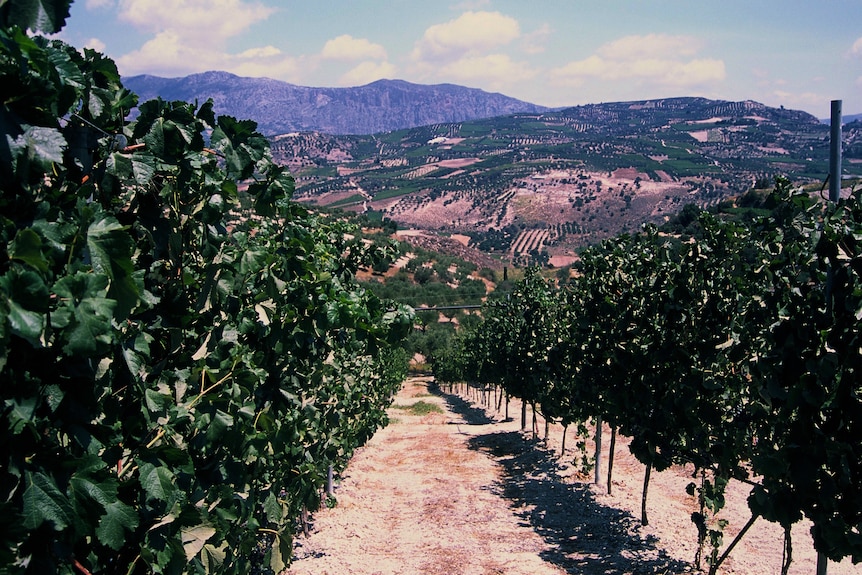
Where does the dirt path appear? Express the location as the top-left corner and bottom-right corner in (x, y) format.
(285, 377), (857, 575)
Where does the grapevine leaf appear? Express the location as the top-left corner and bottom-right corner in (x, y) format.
(9, 228), (49, 273)
(138, 461), (178, 505)
(269, 533), (292, 574)
(95, 500), (139, 550)
(69, 469), (116, 508)
(201, 543), (226, 574)
(181, 524), (216, 561)
(2, 293), (45, 345)
(262, 491), (282, 524)
(0, 0), (72, 34)
(0, 267), (48, 345)
(8, 125), (66, 171)
(86, 213), (141, 319)
(205, 410), (234, 441)
(5, 395), (36, 434)
(22, 471), (74, 530)
(52, 272), (116, 356)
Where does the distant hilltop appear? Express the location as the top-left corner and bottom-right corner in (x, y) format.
(819, 112), (862, 124)
(123, 71), (549, 136)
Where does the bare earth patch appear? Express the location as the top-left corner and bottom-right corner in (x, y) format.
(285, 378), (857, 575)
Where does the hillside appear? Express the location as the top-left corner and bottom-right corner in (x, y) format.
(273, 99), (862, 265)
(123, 72), (548, 135)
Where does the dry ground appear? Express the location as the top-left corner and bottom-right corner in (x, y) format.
(285, 377), (857, 575)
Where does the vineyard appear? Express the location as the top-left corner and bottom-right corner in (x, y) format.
(0, 3), (411, 574)
(435, 179), (862, 574)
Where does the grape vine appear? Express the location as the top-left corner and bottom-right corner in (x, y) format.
(441, 178), (862, 572)
(0, 3), (412, 574)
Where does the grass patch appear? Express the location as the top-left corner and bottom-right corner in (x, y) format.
(391, 401), (444, 416)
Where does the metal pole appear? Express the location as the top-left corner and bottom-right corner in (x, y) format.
(818, 99), (842, 575)
(829, 100), (842, 202)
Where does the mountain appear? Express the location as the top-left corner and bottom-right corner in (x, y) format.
(820, 112), (862, 124)
(123, 71), (548, 135)
(272, 97), (862, 266)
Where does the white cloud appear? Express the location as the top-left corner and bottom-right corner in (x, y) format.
(438, 53), (535, 88)
(86, 0), (114, 8)
(852, 37), (862, 56)
(117, 0), (274, 43)
(230, 55), (303, 81)
(339, 60), (397, 86)
(411, 11), (520, 62)
(771, 89), (827, 112)
(84, 37), (107, 52)
(550, 34), (725, 92)
(598, 34), (701, 60)
(237, 46), (282, 59)
(406, 51), (536, 95)
(115, 30), (301, 80)
(111, 0), (305, 81)
(522, 23), (551, 55)
(322, 35), (387, 61)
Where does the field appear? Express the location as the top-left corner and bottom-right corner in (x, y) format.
(286, 377), (857, 575)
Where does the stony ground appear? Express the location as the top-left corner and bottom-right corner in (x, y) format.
(285, 377), (856, 575)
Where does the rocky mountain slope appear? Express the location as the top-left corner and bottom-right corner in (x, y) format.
(123, 71), (548, 135)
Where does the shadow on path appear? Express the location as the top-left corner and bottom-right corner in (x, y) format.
(437, 386), (691, 575)
(429, 382), (495, 425)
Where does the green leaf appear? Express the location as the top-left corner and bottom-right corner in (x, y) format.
(1, 0), (72, 33)
(95, 500), (139, 550)
(52, 272), (116, 356)
(138, 461), (178, 505)
(22, 471), (74, 531)
(0, 267), (48, 345)
(205, 410), (234, 442)
(5, 395), (36, 434)
(86, 213), (141, 319)
(263, 491), (283, 524)
(9, 125), (66, 171)
(9, 228), (49, 273)
(69, 469), (117, 508)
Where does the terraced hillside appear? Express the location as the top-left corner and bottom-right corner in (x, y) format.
(272, 98), (862, 263)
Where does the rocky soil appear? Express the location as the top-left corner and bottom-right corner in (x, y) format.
(285, 377), (857, 575)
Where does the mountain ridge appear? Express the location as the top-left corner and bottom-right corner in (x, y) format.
(123, 71), (549, 135)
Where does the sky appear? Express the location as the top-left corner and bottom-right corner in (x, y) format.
(58, 0), (862, 119)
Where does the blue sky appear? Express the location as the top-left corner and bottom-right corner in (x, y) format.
(59, 0), (862, 118)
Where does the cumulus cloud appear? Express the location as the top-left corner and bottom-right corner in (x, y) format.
(598, 34), (701, 60)
(83, 37), (107, 52)
(852, 37), (862, 56)
(411, 11), (520, 62)
(522, 23), (551, 55)
(437, 53), (535, 88)
(771, 89), (827, 112)
(116, 30), (301, 79)
(110, 0), (304, 80)
(550, 34), (725, 92)
(117, 0), (274, 43)
(403, 10), (538, 95)
(322, 35), (387, 61)
(339, 60), (398, 86)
